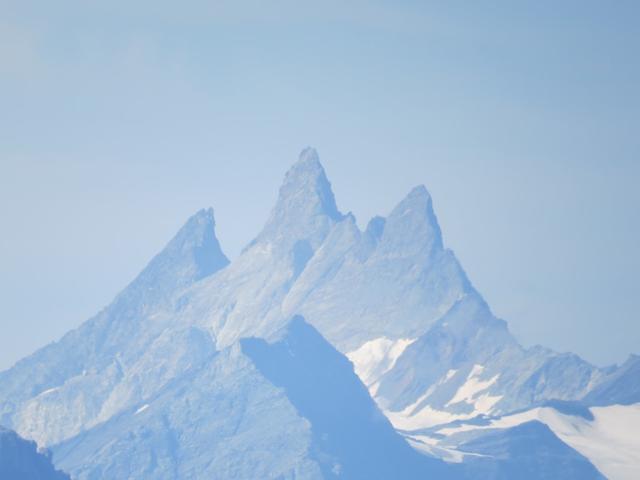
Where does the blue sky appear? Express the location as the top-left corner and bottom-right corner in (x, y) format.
(1, 0), (638, 370)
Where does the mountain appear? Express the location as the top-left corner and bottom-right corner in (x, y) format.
(0, 148), (637, 479)
(423, 402), (640, 480)
(0, 208), (229, 446)
(0, 427), (70, 480)
(50, 317), (461, 479)
(584, 355), (640, 406)
(362, 291), (604, 429)
(457, 421), (605, 479)
(240, 316), (457, 479)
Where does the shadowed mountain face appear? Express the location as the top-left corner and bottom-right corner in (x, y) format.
(0, 149), (636, 479)
(241, 317), (458, 480)
(0, 427), (70, 480)
(51, 339), (321, 480)
(49, 317), (459, 480)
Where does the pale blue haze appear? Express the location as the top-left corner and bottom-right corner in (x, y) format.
(1, 0), (639, 372)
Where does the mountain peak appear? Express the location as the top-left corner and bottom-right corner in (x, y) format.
(117, 207), (229, 305)
(253, 149), (343, 250)
(156, 207), (229, 279)
(181, 208), (230, 281)
(296, 146), (321, 168)
(376, 184), (443, 255)
(407, 184), (431, 202)
(278, 147), (340, 219)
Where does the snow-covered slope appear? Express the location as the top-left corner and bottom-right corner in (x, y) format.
(346, 337), (415, 396)
(361, 291), (605, 430)
(0, 148), (636, 478)
(457, 420), (605, 479)
(431, 403), (640, 480)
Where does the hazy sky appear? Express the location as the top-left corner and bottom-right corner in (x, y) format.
(1, 1), (638, 370)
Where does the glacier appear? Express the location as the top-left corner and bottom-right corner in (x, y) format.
(0, 147), (637, 479)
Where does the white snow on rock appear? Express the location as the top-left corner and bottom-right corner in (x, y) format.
(38, 387), (60, 397)
(386, 404), (465, 431)
(444, 364), (502, 415)
(382, 369), (465, 430)
(381, 365), (504, 432)
(438, 403), (640, 480)
(447, 365), (496, 406)
(346, 337), (415, 391)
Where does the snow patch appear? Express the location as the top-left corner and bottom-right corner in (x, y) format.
(386, 404), (466, 431)
(444, 369), (458, 382)
(37, 387), (59, 397)
(346, 337), (415, 388)
(444, 364), (501, 415)
(382, 366), (504, 431)
(383, 369), (462, 430)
